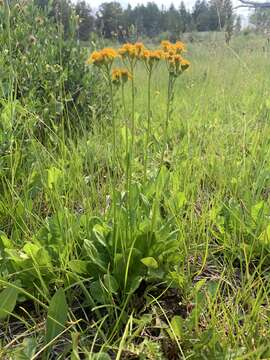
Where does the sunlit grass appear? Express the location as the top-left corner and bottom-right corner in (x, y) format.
(1, 6), (270, 356)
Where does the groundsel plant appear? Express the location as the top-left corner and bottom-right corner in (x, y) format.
(86, 40), (190, 275)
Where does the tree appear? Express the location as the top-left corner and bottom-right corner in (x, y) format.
(96, 2), (123, 39)
(192, 0), (211, 31)
(235, 15), (242, 32)
(179, 2), (191, 33)
(165, 3), (181, 39)
(143, 2), (161, 37)
(75, 1), (95, 41)
(221, 0), (234, 43)
(250, 8), (270, 31)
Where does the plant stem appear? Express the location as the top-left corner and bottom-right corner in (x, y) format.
(121, 82), (129, 246)
(107, 68), (117, 253)
(161, 72), (173, 165)
(143, 70), (152, 183)
(128, 63), (135, 236)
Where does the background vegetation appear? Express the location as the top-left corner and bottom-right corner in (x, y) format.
(1, 0), (270, 359)
(35, 0), (238, 42)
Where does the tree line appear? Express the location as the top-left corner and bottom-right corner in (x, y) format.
(35, 0), (241, 42)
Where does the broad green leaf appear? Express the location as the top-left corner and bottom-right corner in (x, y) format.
(69, 260), (89, 274)
(23, 243), (52, 268)
(141, 257), (158, 269)
(0, 232), (13, 249)
(176, 192), (186, 208)
(45, 288), (68, 352)
(89, 281), (105, 303)
(259, 224), (270, 246)
(104, 274), (119, 294)
(128, 276), (142, 294)
(13, 338), (37, 360)
(47, 167), (62, 189)
(170, 315), (183, 339)
(251, 201), (265, 222)
(207, 281), (219, 298)
(0, 286), (18, 320)
(194, 278), (207, 294)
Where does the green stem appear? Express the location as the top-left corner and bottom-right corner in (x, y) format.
(107, 67), (117, 254)
(128, 63), (135, 236)
(143, 70), (152, 183)
(121, 82), (129, 246)
(161, 73), (173, 165)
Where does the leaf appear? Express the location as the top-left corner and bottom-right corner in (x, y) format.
(13, 338), (38, 360)
(23, 243), (52, 268)
(69, 260), (89, 274)
(176, 192), (186, 209)
(0, 286), (18, 320)
(104, 274), (119, 294)
(128, 275), (142, 294)
(45, 288), (68, 353)
(140, 257), (158, 269)
(259, 224), (270, 246)
(89, 280), (105, 303)
(251, 201), (265, 222)
(194, 278), (207, 294)
(47, 167), (62, 189)
(170, 315), (183, 339)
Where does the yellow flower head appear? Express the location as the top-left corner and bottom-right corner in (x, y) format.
(149, 50), (164, 61)
(181, 58), (190, 71)
(112, 68), (132, 85)
(162, 40), (190, 76)
(161, 40), (172, 52)
(142, 50), (164, 70)
(118, 43), (136, 59)
(101, 47), (118, 63)
(165, 54), (189, 76)
(86, 48), (117, 66)
(161, 40), (186, 57)
(142, 50), (150, 59)
(134, 42), (145, 57)
(118, 42), (145, 60)
(174, 41), (186, 54)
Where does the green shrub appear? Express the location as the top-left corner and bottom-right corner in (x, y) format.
(0, 1), (109, 137)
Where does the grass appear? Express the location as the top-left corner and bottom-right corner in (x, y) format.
(1, 8), (270, 357)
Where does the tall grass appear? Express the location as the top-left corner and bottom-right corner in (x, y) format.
(1, 2), (270, 357)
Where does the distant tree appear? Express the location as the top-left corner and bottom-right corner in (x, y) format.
(132, 4), (145, 36)
(224, 0), (234, 43)
(235, 15), (242, 32)
(208, 0), (227, 30)
(179, 1), (191, 32)
(96, 2), (123, 39)
(250, 8), (270, 31)
(192, 0), (211, 31)
(143, 2), (161, 37)
(165, 4), (181, 39)
(122, 4), (134, 40)
(75, 1), (95, 41)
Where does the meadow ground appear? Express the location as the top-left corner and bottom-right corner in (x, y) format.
(1, 29), (270, 359)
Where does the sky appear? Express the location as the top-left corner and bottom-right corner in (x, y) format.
(87, 0), (253, 16)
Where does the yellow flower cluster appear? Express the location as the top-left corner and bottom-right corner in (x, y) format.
(86, 47), (118, 66)
(161, 40), (186, 54)
(141, 49), (164, 70)
(111, 68), (132, 85)
(87, 40), (190, 78)
(161, 40), (190, 76)
(118, 42), (145, 60)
